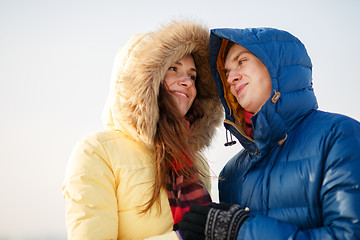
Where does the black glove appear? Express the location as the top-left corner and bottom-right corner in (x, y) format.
(177, 202), (249, 240)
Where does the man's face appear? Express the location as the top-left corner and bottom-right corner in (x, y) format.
(224, 43), (272, 113)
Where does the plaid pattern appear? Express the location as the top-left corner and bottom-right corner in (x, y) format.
(166, 167), (212, 224)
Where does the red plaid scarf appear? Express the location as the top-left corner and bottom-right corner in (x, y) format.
(166, 160), (212, 224)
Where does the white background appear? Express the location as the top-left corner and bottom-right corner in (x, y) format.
(1, 0), (359, 239)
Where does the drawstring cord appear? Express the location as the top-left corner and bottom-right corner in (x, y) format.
(224, 129), (236, 147)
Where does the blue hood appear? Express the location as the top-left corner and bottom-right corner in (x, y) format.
(210, 28), (318, 154)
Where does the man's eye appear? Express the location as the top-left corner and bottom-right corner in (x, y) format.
(168, 66), (176, 71)
(223, 69), (228, 77)
(239, 59), (246, 65)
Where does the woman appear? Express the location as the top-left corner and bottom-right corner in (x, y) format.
(62, 21), (223, 240)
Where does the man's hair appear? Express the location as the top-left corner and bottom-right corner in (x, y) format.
(224, 41), (235, 60)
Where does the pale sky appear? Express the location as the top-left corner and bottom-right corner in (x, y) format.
(1, 0), (359, 239)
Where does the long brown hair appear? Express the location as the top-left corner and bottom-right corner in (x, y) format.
(141, 81), (208, 213)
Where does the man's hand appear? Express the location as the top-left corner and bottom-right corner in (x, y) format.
(176, 203), (249, 240)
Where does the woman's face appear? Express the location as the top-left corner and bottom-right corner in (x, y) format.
(164, 55), (197, 117)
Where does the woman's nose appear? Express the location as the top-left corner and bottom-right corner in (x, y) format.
(178, 75), (193, 88)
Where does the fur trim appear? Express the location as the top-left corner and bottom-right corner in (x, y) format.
(103, 21), (223, 151)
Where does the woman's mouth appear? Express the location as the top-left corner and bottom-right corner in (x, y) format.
(173, 91), (188, 98)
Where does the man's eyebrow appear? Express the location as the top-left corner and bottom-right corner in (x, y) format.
(224, 50), (250, 72)
(231, 51), (250, 62)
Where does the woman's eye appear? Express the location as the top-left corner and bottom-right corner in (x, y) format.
(168, 66), (176, 71)
(189, 75), (196, 81)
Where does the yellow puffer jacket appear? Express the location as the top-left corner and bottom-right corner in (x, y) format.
(62, 21), (223, 240)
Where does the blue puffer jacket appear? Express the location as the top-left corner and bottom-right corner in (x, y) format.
(210, 28), (360, 239)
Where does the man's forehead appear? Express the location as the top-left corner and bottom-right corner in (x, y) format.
(224, 45), (251, 69)
(227, 43), (249, 56)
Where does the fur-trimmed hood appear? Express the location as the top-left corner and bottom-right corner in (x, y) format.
(102, 21), (223, 151)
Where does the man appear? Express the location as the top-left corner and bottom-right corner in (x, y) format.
(177, 28), (360, 239)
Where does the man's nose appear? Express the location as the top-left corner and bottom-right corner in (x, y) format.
(227, 70), (242, 84)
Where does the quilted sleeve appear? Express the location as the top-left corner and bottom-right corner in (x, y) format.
(145, 231), (180, 240)
(62, 135), (118, 240)
(319, 117), (360, 238)
(236, 117), (360, 240)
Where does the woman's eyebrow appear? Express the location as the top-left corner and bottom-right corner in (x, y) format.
(175, 61), (197, 73)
